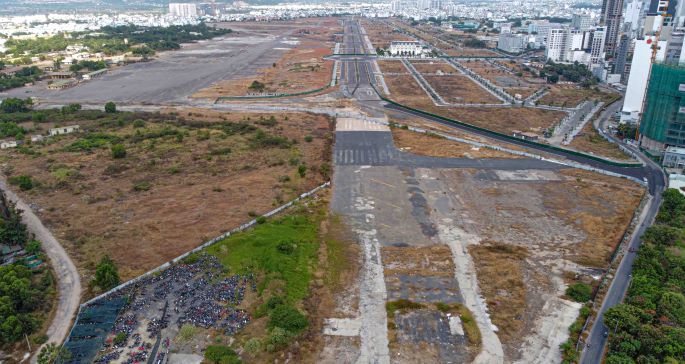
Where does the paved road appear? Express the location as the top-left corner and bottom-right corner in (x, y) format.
(0, 179), (82, 362)
(579, 102), (666, 364)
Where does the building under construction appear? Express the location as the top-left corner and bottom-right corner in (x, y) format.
(639, 62), (685, 155)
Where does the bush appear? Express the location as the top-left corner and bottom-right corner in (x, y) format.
(133, 119), (145, 128)
(111, 144), (126, 159)
(268, 305), (308, 332)
(566, 283), (592, 302)
(266, 327), (290, 352)
(297, 164), (307, 178)
(304, 135), (313, 143)
(256, 216), (267, 224)
(91, 255), (120, 291)
(204, 345), (241, 364)
(133, 181), (152, 191)
(104, 102), (116, 113)
(243, 338), (261, 355)
(8, 175), (33, 190)
(266, 296), (285, 310)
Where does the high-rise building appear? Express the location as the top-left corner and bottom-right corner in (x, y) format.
(545, 26), (568, 61)
(572, 14), (594, 30)
(600, 0), (625, 55)
(590, 26), (608, 65)
(624, 0), (645, 35)
(614, 33), (631, 80)
(169, 3), (198, 18)
(497, 33), (527, 53)
(639, 63), (685, 153)
(621, 37), (667, 124)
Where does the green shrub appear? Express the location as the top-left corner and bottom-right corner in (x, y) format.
(112, 332), (127, 345)
(566, 283), (592, 302)
(243, 338), (261, 355)
(8, 174), (33, 190)
(111, 144), (126, 159)
(104, 102), (116, 113)
(133, 181), (152, 191)
(204, 345), (240, 364)
(268, 305), (308, 332)
(266, 327), (290, 352)
(304, 135), (313, 143)
(133, 119), (145, 128)
(298, 164), (307, 177)
(256, 216), (267, 224)
(266, 296), (285, 310)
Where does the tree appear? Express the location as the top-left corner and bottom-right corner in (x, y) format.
(566, 283), (592, 302)
(91, 255), (120, 291)
(111, 144), (126, 159)
(248, 80), (265, 92)
(104, 102), (117, 113)
(204, 345), (241, 364)
(37, 343), (71, 364)
(268, 305), (308, 332)
(1, 98), (33, 113)
(658, 292), (685, 326)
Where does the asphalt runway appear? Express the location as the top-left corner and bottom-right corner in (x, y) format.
(2, 33), (291, 104)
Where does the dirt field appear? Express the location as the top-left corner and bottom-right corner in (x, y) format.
(424, 75), (501, 104)
(377, 60), (410, 74)
(193, 19), (338, 98)
(433, 167), (643, 359)
(569, 120), (633, 162)
(410, 60), (458, 74)
(392, 128), (521, 159)
(444, 48), (500, 57)
(3, 109), (333, 283)
(462, 60), (539, 99)
(537, 86), (619, 108)
(382, 70), (566, 135)
(360, 19), (414, 49)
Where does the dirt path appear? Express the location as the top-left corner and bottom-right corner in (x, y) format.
(437, 221), (505, 364)
(0, 179), (82, 362)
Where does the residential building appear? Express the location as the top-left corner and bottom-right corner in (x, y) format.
(590, 26), (607, 66)
(572, 14), (594, 30)
(497, 33), (526, 53)
(0, 140), (18, 149)
(664, 147), (685, 168)
(545, 26), (568, 61)
(625, 0), (645, 36)
(389, 41), (426, 56)
(48, 125), (80, 136)
(638, 63), (685, 154)
(168, 3), (198, 18)
(621, 37), (667, 124)
(600, 0), (625, 56)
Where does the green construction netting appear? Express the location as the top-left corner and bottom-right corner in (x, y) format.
(640, 63), (685, 144)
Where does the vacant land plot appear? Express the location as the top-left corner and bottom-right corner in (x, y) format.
(377, 60), (410, 74)
(424, 75), (500, 104)
(568, 120), (633, 162)
(445, 48), (500, 57)
(430, 167), (643, 359)
(391, 127), (521, 159)
(2, 108), (333, 283)
(463, 60), (539, 99)
(382, 71), (566, 135)
(410, 60), (458, 74)
(538, 86), (619, 108)
(360, 19), (413, 49)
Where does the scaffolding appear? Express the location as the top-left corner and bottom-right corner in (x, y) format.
(639, 63), (685, 147)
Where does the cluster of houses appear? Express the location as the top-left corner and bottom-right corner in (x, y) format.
(0, 124), (80, 150)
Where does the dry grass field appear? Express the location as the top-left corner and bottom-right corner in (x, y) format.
(377, 60), (410, 74)
(392, 127), (520, 159)
(569, 121), (634, 161)
(360, 19), (414, 49)
(423, 75), (501, 104)
(410, 60), (458, 74)
(3, 108), (333, 282)
(463, 60), (539, 99)
(538, 86), (619, 108)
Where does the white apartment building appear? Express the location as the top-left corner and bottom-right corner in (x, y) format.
(497, 33), (526, 53)
(621, 36), (667, 124)
(589, 26), (607, 66)
(169, 3), (198, 18)
(545, 27), (568, 61)
(389, 41), (426, 56)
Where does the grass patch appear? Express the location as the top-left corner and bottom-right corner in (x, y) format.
(386, 299), (424, 315)
(205, 203), (323, 303)
(436, 302), (482, 349)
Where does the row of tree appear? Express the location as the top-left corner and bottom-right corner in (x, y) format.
(0, 66), (42, 92)
(603, 188), (685, 363)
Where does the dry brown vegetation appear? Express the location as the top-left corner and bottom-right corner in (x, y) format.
(381, 70), (566, 135)
(360, 19), (414, 49)
(545, 169), (644, 267)
(424, 75), (501, 104)
(377, 60), (410, 74)
(469, 242), (528, 343)
(410, 60), (458, 74)
(569, 119), (633, 162)
(391, 127), (520, 159)
(538, 86), (619, 108)
(3, 109), (333, 282)
(463, 60), (539, 99)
